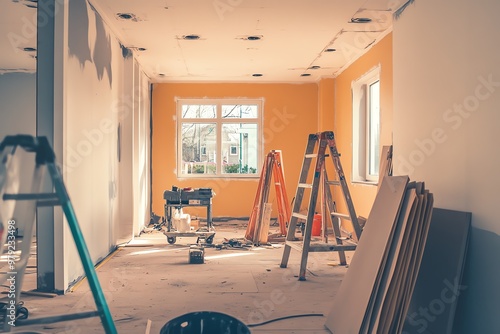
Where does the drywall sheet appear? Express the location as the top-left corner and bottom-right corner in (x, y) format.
(366, 187), (418, 333)
(376, 187), (431, 334)
(395, 192), (434, 334)
(376, 190), (423, 334)
(402, 208), (471, 334)
(325, 175), (409, 333)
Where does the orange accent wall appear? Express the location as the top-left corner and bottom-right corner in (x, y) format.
(152, 33), (392, 220)
(319, 77), (335, 131)
(331, 33), (393, 220)
(152, 83), (319, 218)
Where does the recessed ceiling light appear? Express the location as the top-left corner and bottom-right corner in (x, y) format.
(23, 47), (36, 52)
(117, 13), (136, 20)
(350, 17), (372, 23)
(183, 34), (200, 40)
(301, 73), (311, 77)
(325, 48), (336, 52)
(309, 65), (321, 70)
(252, 73), (263, 77)
(246, 35), (262, 41)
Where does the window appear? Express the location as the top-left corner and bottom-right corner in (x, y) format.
(177, 98), (262, 177)
(229, 146), (238, 155)
(352, 66), (381, 183)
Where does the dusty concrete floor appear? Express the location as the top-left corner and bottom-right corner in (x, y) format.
(7, 221), (353, 333)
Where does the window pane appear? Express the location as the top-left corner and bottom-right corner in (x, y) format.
(222, 105), (258, 119)
(221, 123), (258, 174)
(181, 105), (216, 119)
(368, 81), (380, 176)
(181, 123), (216, 174)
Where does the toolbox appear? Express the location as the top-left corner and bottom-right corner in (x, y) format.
(163, 187), (214, 205)
(189, 245), (205, 264)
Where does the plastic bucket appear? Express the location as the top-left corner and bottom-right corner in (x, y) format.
(312, 213), (322, 236)
(179, 214), (191, 232)
(160, 311), (251, 334)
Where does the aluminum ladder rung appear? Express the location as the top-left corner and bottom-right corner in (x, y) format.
(331, 212), (352, 221)
(298, 183), (312, 189)
(3, 193), (59, 201)
(284, 240), (357, 252)
(284, 240), (304, 252)
(292, 212), (308, 220)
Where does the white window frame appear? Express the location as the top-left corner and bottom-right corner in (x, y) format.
(352, 65), (381, 184)
(176, 98), (263, 178)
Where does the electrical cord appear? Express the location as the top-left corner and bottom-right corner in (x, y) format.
(247, 313), (324, 327)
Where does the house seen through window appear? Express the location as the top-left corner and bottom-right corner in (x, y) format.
(177, 99), (262, 177)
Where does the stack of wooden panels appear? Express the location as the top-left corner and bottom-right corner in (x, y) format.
(402, 208), (471, 334)
(325, 176), (434, 334)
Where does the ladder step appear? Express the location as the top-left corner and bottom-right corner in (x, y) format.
(3, 193), (60, 201)
(285, 240), (357, 252)
(285, 240), (304, 252)
(310, 243), (357, 252)
(326, 180), (341, 186)
(298, 183), (312, 189)
(292, 212), (308, 220)
(331, 212), (352, 221)
(304, 154), (317, 158)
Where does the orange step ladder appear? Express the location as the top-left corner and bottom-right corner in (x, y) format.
(245, 150), (290, 245)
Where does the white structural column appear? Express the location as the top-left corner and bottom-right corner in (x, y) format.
(36, 0), (66, 293)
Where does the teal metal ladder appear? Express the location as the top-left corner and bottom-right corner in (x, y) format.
(0, 135), (117, 333)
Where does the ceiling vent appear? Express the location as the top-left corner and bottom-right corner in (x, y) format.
(350, 17), (372, 23)
(116, 13), (137, 21)
(182, 34), (201, 40)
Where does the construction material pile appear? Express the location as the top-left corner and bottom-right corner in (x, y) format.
(326, 175), (433, 334)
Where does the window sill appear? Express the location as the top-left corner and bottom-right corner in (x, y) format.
(351, 179), (379, 186)
(177, 174), (260, 179)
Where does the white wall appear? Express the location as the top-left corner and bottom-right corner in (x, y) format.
(393, 0), (500, 332)
(61, 0), (150, 288)
(0, 73), (36, 137)
(0, 72), (36, 237)
(133, 60), (151, 237)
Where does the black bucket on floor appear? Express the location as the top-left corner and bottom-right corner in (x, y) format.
(160, 311), (251, 334)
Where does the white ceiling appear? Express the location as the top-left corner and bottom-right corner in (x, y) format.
(0, 0), (409, 82)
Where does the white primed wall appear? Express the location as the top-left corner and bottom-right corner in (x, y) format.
(393, 0), (500, 332)
(61, 0), (150, 289)
(133, 60), (151, 237)
(0, 73), (36, 137)
(0, 73), (37, 237)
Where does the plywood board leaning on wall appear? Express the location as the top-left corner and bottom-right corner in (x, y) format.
(324, 175), (409, 333)
(402, 208), (471, 334)
(325, 176), (434, 334)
